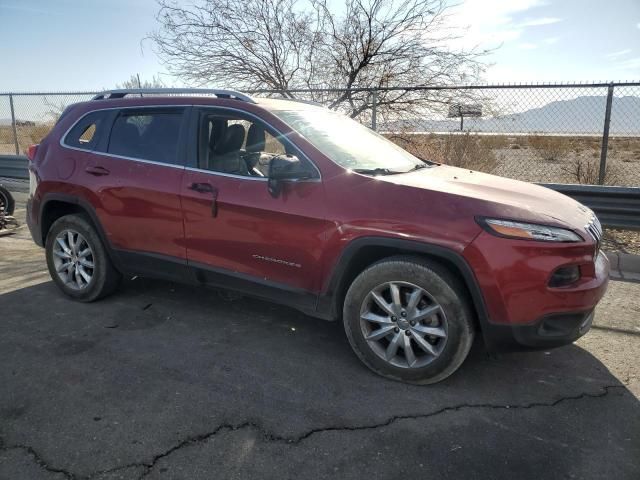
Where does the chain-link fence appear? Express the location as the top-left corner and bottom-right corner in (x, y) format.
(0, 92), (95, 156)
(1, 82), (639, 186)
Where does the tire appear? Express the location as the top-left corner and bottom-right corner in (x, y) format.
(343, 255), (475, 384)
(45, 214), (121, 302)
(0, 185), (15, 216)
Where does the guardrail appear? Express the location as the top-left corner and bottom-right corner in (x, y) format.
(541, 183), (640, 230)
(0, 155), (638, 230)
(0, 155), (28, 180)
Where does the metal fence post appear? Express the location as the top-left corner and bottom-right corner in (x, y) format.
(9, 94), (19, 155)
(598, 84), (614, 185)
(371, 89), (377, 131)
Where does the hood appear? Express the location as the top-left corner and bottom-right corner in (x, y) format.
(380, 164), (593, 230)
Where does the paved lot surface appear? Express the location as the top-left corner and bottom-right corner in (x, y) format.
(1, 192), (639, 480)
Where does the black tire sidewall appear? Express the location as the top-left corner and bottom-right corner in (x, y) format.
(0, 186), (15, 216)
(343, 258), (474, 384)
(45, 214), (115, 302)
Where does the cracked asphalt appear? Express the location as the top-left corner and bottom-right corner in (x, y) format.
(1, 192), (639, 480)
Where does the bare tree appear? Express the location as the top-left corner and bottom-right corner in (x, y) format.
(43, 97), (69, 122)
(116, 74), (165, 89)
(150, 0), (488, 123)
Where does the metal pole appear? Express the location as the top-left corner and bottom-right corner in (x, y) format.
(9, 94), (19, 155)
(136, 73), (143, 97)
(371, 89), (377, 130)
(598, 84), (614, 185)
(460, 114), (464, 131)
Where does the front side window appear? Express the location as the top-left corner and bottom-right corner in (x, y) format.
(107, 109), (184, 165)
(270, 104), (428, 173)
(197, 112), (290, 177)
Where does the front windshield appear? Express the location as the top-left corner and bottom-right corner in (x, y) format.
(270, 105), (428, 173)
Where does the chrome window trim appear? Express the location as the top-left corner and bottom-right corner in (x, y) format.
(59, 105), (191, 166)
(92, 152), (186, 170)
(185, 166), (267, 181)
(59, 104), (323, 181)
(184, 165), (322, 183)
(193, 105), (322, 181)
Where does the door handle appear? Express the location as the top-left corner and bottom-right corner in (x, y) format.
(189, 182), (214, 193)
(85, 165), (110, 176)
(188, 182), (219, 217)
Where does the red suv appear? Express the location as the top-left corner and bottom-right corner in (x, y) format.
(26, 88), (609, 384)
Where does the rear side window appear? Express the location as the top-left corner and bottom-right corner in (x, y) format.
(64, 110), (110, 150)
(107, 109), (184, 165)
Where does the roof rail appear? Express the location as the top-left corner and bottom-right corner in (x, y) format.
(92, 88), (256, 103)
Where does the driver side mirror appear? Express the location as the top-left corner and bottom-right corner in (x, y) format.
(268, 154), (312, 197)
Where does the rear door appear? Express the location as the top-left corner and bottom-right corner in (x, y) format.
(180, 106), (329, 294)
(81, 106), (189, 260)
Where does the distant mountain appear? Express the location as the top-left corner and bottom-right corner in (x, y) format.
(0, 118), (12, 126)
(390, 95), (640, 135)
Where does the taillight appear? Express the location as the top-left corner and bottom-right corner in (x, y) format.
(27, 144), (39, 161)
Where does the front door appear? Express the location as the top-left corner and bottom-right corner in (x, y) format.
(180, 107), (329, 294)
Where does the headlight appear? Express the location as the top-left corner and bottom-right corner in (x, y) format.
(478, 218), (582, 242)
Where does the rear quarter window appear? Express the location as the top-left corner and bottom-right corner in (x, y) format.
(63, 110), (111, 150)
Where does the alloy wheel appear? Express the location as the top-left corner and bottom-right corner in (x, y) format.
(359, 281), (448, 368)
(52, 229), (95, 290)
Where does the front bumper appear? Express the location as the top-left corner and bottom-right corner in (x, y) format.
(481, 309), (595, 351)
(464, 231), (609, 351)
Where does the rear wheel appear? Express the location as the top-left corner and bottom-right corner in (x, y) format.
(45, 214), (121, 302)
(343, 256), (475, 384)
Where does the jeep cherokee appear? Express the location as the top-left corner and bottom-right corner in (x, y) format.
(26, 88), (609, 384)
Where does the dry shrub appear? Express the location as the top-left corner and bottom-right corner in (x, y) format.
(17, 124), (53, 153)
(527, 134), (573, 162)
(614, 138), (631, 150)
(561, 157), (620, 185)
(435, 132), (498, 172)
(588, 138), (601, 149)
(384, 132), (437, 152)
(389, 132), (498, 173)
(479, 134), (508, 151)
(386, 132), (435, 158)
(0, 126), (12, 144)
(0, 124), (53, 154)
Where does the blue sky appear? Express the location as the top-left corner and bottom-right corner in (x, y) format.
(0, 0), (638, 91)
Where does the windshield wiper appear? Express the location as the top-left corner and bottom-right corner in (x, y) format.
(407, 163), (429, 172)
(353, 168), (404, 176)
(354, 163), (431, 176)
(415, 156), (439, 166)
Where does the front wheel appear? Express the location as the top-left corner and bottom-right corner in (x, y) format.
(343, 256), (475, 384)
(45, 214), (121, 302)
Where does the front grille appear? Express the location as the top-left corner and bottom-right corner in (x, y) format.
(585, 215), (603, 252)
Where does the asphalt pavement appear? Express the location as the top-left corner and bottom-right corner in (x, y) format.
(1, 192), (638, 480)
